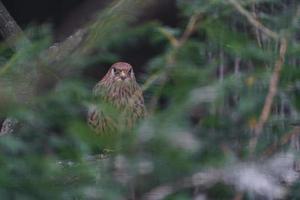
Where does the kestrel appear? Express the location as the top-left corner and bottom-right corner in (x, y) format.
(88, 62), (146, 133)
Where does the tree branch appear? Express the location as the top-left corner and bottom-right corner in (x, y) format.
(227, 0), (279, 40)
(249, 37), (288, 153)
(44, 28), (87, 64)
(0, 1), (30, 50)
(262, 126), (300, 158)
(227, 0), (289, 153)
(0, 1), (30, 135)
(148, 13), (202, 111)
(0, 2), (86, 135)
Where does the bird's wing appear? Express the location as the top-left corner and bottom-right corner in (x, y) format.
(132, 87), (147, 118)
(92, 82), (104, 97)
(88, 82), (117, 134)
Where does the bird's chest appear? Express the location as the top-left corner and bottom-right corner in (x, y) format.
(106, 88), (135, 111)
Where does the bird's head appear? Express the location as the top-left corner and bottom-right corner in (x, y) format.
(109, 62), (135, 83)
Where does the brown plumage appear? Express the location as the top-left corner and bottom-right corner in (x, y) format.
(88, 62), (146, 133)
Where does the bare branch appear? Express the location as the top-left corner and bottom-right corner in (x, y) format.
(234, 57), (241, 75)
(158, 13), (202, 49)
(227, 0), (279, 40)
(249, 38), (288, 152)
(147, 13), (202, 111)
(227, 0), (289, 153)
(262, 126), (300, 158)
(178, 14), (202, 46)
(45, 28), (87, 64)
(250, 1), (262, 48)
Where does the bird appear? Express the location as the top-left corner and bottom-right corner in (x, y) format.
(88, 62), (146, 134)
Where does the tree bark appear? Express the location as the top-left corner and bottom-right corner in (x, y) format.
(0, 1), (29, 50)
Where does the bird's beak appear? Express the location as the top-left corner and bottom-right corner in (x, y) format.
(120, 71), (127, 80)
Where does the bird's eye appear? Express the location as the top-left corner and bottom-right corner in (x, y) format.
(112, 68), (120, 75)
(128, 69), (132, 74)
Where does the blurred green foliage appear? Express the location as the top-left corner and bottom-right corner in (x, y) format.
(0, 0), (299, 199)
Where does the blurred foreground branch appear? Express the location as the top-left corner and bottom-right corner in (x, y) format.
(0, 3), (87, 135)
(143, 153), (298, 200)
(0, 1), (30, 135)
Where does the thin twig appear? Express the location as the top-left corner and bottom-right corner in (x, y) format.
(158, 14), (202, 49)
(251, 1), (262, 48)
(219, 50), (224, 82)
(178, 14), (202, 46)
(255, 38), (287, 135)
(227, 0), (279, 40)
(227, 0), (289, 153)
(234, 57), (241, 75)
(262, 126), (300, 158)
(148, 13), (202, 111)
(157, 28), (179, 47)
(142, 72), (163, 92)
(249, 38), (287, 152)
